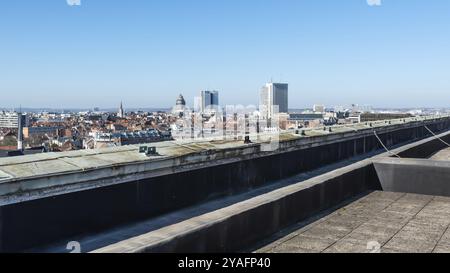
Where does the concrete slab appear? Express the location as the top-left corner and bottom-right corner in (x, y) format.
(430, 147), (450, 161)
(432, 244), (450, 253)
(323, 239), (373, 253)
(300, 224), (352, 242)
(373, 158), (450, 197)
(269, 243), (315, 253)
(281, 235), (336, 252)
(383, 236), (438, 253)
(0, 159), (81, 179)
(345, 224), (400, 245)
(258, 191), (450, 253)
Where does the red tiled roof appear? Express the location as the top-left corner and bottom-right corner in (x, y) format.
(0, 146), (17, 151)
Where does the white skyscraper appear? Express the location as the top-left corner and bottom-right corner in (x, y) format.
(0, 111), (28, 129)
(0, 111), (20, 128)
(260, 83), (288, 119)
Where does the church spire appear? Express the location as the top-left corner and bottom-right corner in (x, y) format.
(118, 101), (124, 118)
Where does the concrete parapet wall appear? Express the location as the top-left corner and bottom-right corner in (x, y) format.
(93, 162), (379, 253)
(374, 158), (450, 196)
(94, 130), (450, 253)
(1, 116), (449, 206)
(397, 132), (450, 159)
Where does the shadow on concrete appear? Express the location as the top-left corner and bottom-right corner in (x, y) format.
(30, 150), (384, 253)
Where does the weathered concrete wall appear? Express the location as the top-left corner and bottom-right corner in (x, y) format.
(2, 117), (449, 205)
(93, 130), (450, 253)
(92, 162), (380, 253)
(0, 119), (449, 252)
(397, 130), (450, 159)
(163, 165), (380, 253)
(374, 158), (450, 196)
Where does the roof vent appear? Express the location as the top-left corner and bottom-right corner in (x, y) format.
(139, 146), (158, 156)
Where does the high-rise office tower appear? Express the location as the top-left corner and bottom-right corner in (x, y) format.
(0, 111), (28, 130)
(0, 111), (20, 128)
(260, 83), (288, 119)
(200, 90), (219, 113)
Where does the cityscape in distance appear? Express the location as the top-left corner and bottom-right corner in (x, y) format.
(3, 85), (449, 155)
(1, 0), (450, 262)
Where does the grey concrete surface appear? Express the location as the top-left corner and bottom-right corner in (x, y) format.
(55, 131), (450, 253)
(91, 161), (379, 253)
(431, 147), (450, 161)
(373, 158), (450, 196)
(256, 191), (450, 253)
(31, 156), (374, 253)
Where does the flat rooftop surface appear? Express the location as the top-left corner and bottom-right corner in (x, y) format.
(256, 191), (450, 253)
(431, 147), (450, 161)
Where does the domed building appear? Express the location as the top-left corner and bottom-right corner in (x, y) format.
(176, 94), (186, 107)
(172, 94), (187, 117)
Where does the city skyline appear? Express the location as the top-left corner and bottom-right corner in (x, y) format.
(1, 1), (450, 109)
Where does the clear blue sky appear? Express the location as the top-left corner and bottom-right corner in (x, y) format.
(1, 0), (449, 109)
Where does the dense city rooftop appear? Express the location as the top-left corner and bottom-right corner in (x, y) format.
(0, 115), (445, 182)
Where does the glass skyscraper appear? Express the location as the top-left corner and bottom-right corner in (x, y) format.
(200, 90), (219, 113)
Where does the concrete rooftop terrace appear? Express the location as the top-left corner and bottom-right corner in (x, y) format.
(255, 140), (450, 253)
(431, 147), (450, 161)
(0, 114), (449, 209)
(19, 128), (450, 253)
(256, 191), (450, 253)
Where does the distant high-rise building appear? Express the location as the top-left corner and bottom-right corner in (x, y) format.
(200, 90), (219, 113)
(118, 102), (125, 118)
(351, 104), (373, 114)
(0, 111), (28, 129)
(194, 96), (202, 113)
(313, 104), (325, 113)
(260, 83), (288, 119)
(17, 111), (24, 151)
